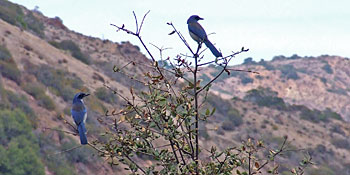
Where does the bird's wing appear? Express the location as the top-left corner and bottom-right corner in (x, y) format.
(188, 22), (207, 41)
(71, 102), (87, 125)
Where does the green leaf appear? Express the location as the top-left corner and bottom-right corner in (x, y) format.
(113, 65), (119, 72)
(188, 81), (194, 89)
(206, 84), (211, 91)
(211, 108), (216, 115)
(205, 108), (210, 115)
(149, 122), (156, 128)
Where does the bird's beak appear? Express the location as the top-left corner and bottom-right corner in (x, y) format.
(85, 93), (90, 97)
(199, 17), (204, 20)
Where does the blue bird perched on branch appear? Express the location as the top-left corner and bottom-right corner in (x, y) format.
(71, 92), (90, 145)
(187, 15), (222, 57)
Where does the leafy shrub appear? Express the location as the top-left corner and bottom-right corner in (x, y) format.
(227, 108), (243, 125)
(272, 55), (287, 61)
(322, 62), (333, 74)
(0, 0), (24, 26)
(207, 95), (231, 116)
(94, 87), (118, 104)
(331, 137), (350, 149)
(299, 107), (342, 123)
(37, 92), (56, 110)
(0, 45), (21, 84)
(255, 75), (264, 80)
(288, 54), (300, 60)
(37, 133), (99, 175)
(29, 65), (84, 102)
(221, 121), (235, 131)
(37, 134), (77, 175)
(258, 60), (275, 70)
(322, 108), (342, 120)
(243, 57), (256, 64)
(221, 108), (243, 131)
(85, 95), (106, 113)
(45, 156), (77, 175)
(0, 60), (21, 84)
(330, 124), (345, 135)
(50, 40), (91, 64)
(0, 45), (11, 61)
(240, 75), (254, 85)
(222, 117), (243, 131)
(244, 87), (287, 110)
(320, 77), (327, 84)
(279, 65), (299, 80)
(0, 0), (44, 37)
(206, 94), (245, 129)
(0, 139), (45, 175)
(0, 109), (35, 144)
(327, 88), (348, 96)
(6, 91), (37, 126)
(299, 108), (323, 123)
(48, 41), (60, 48)
(0, 109), (45, 175)
(22, 82), (55, 110)
(63, 106), (71, 116)
(61, 139), (97, 164)
(23, 11), (45, 37)
(70, 77), (84, 89)
(58, 86), (76, 102)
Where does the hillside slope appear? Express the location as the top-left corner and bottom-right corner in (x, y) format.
(0, 0), (350, 174)
(203, 55), (350, 121)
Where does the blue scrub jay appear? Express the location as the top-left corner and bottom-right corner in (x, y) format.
(71, 92), (89, 145)
(187, 15), (222, 57)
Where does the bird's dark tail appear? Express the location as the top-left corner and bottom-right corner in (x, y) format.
(78, 123), (88, 145)
(204, 40), (222, 57)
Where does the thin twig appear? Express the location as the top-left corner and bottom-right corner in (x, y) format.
(255, 137), (288, 172)
(193, 44), (201, 175)
(149, 42), (172, 61)
(197, 48), (249, 67)
(123, 152), (147, 174)
(43, 127), (77, 135)
(167, 22), (195, 56)
(48, 145), (82, 157)
(197, 57), (232, 95)
(226, 68), (260, 74)
(133, 11), (139, 34)
(139, 10), (150, 34)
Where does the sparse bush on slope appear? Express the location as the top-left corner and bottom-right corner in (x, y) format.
(49, 40), (91, 64)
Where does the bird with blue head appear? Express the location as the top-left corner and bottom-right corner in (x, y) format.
(187, 15), (222, 58)
(71, 92), (90, 145)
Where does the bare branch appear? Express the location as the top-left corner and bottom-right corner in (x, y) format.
(43, 127), (77, 136)
(48, 145), (82, 157)
(197, 57), (231, 95)
(197, 48), (249, 67)
(167, 22), (195, 56)
(139, 10), (150, 34)
(226, 68), (260, 74)
(133, 11), (139, 34)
